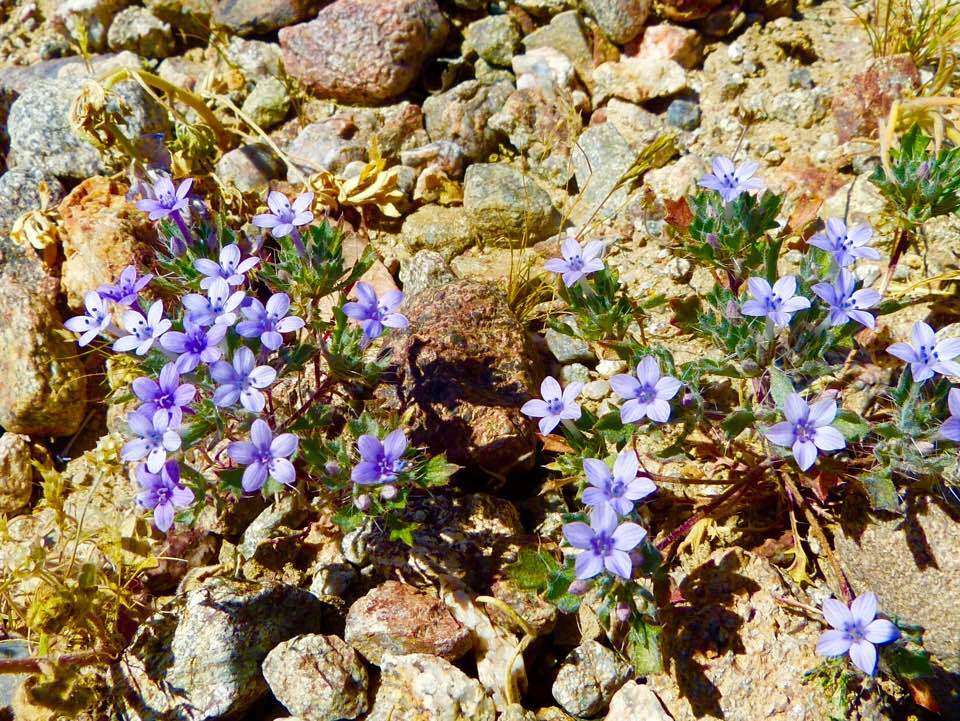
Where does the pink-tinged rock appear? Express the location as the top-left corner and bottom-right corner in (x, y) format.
(629, 23), (703, 69)
(279, 0), (449, 104)
(832, 54), (920, 144)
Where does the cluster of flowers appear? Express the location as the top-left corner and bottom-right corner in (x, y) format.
(65, 177), (410, 531)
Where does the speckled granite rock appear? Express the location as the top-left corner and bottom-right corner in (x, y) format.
(345, 581), (472, 665)
(552, 640), (632, 717)
(113, 577), (331, 721)
(376, 280), (538, 474)
(366, 653), (496, 721)
(604, 681), (672, 721)
(581, 0), (650, 44)
(0, 433), (34, 516)
(0, 166), (63, 235)
(463, 163), (560, 246)
(423, 80), (515, 163)
(212, 0), (320, 35)
(262, 634), (369, 721)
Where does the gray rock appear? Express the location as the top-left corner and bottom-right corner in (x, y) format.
(605, 681), (671, 721)
(463, 163), (560, 246)
(286, 120), (367, 177)
(581, 0), (651, 44)
(237, 494), (306, 559)
(212, 0), (320, 36)
(0, 167), (64, 235)
(0, 433), (35, 516)
(593, 57), (687, 104)
(216, 143), (286, 194)
(423, 80), (515, 163)
(107, 6), (175, 57)
(263, 634), (369, 721)
(515, 0), (573, 14)
(114, 577), (331, 721)
(561, 363), (590, 385)
(366, 653), (496, 721)
(571, 122), (637, 226)
(0, 638), (29, 717)
(50, 0), (129, 52)
(836, 500), (960, 713)
(0, 236), (86, 436)
(582, 379), (610, 400)
(7, 78), (169, 180)
(399, 249), (456, 297)
(225, 36), (282, 81)
(552, 640), (632, 717)
(402, 204), (474, 259)
(463, 14), (521, 67)
(522, 11), (593, 87)
(545, 325), (595, 364)
(666, 99), (701, 130)
(241, 76), (290, 129)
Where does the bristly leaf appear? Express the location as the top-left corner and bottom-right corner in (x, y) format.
(626, 618), (664, 675)
(505, 548), (560, 592)
(768, 366), (795, 410)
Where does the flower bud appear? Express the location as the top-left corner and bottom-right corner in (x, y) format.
(616, 602), (631, 623)
(380, 484), (398, 501)
(724, 300), (742, 320)
(324, 461), (341, 476)
(568, 579), (591, 596)
(706, 232), (719, 248)
(917, 161), (931, 181)
(354, 494), (371, 511)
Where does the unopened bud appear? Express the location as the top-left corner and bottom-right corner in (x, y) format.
(917, 161), (931, 181)
(568, 579), (591, 596)
(380, 484), (398, 501)
(325, 461), (341, 476)
(616, 602), (631, 623)
(725, 300), (742, 320)
(706, 232), (719, 248)
(354, 494), (371, 511)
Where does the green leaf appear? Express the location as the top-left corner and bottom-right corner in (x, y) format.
(387, 518), (418, 547)
(418, 455), (461, 487)
(721, 409), (755, 438)
(768, 366), (795, 410)
(505, 548), (559, 592)
(833, 410), (870, 441)
(626, 619), (664, 675)
(886, 646), (932, 679)
(859, 469), (903, 514)
(332, 504), (365, 533)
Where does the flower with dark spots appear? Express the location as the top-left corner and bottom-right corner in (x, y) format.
(812, 269), (881, 329)
(211, 347), (277, 414)
(160, 321), (227, 373)
(808, 218), (880, 268)
(113, 300), (171, 355)
(65, 291), (113, 347)
(97, 265), (152, 306)
(563, 505), (647, 580)
(544, 235), (605, 287)
(227, 419), (298, 492)
(194, 243), (259, 290)
(236, 293), (305, 350)
(132, 363), (196, 426)
(251, 191), (314, 253)
(698, 156), (764, 202)
(135, 177), (194, 254)
(136, 461), (194, 533)
(582, 449), (656, 516)
(764, 393), (846, 471)
(521, 376), (583, 435)
(342, 282), (408, 347)
(610, 356), (681, 424)
(816, 593), (899, 675)
(740, 276), (810, 327)
(351, 430), (408, 485)
(887, 320), (960, 383)
(121, 409), (182, 473)
(182, 278), (246, 327)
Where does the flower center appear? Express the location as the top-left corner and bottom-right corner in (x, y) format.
(567, 255), (585, 271)
(635, 384), (657, 404)
(158, 190), (175, 207)
(546, 398), (564, 415)
(156, 486), (171, 504)
(609, 480), (626, 497)
(590, 533), (613, 557)
(795, 421), (816, 443)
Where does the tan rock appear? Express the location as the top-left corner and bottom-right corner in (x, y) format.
(0, 433), (35, 516)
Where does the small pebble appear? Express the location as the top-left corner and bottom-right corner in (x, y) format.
(666, 99), (701, 130)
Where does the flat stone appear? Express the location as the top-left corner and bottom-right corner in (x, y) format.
(581, 0), (650, 44)
(463, 163), (560, 246)
(571, 122), (637, 226)
(401, 204), (474, 259)
(212, 0), (320, 36)
(544, 325), (595, 364)
(552, 640), (632, 717)
(593, 57), (687, 104)
(423, 80), (515, 163)
(463, 14), (521, 67)
(215, 143), (286, 194)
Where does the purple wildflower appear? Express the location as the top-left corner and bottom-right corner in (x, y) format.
(582, 449), (657, 516)
(97, 265), (152, 306)
(521, 376), (583, 435)
(543, 236), (605, 287)
(136, 461), (194, 533)
(132, 363), (196, 426)
(65, 291), (112, 347)
(227, 419), (299, 492)
(764, 393), (846, 471)
(121, 409), (182, 473)
(159, 321), (227, 373)
(236, 293), (305, 351)
(941, 388), (960, 441)
(251, 191), (314, 253)
(698, 156), (764, 202)
(610, 356), (681, 424)
(808, 219), (881, 268)
(887, 321), (960, 383)
(135, 176), (194, 254)
(816, 592), (900, 675)
(351, 430), (408, 485)
(342, 282), (408, 346)
(113, 300), (171, 355)
(194, 243), (259, 290)
(741, 276), (811, 327)
(211, 347), (277, 413)
(563, 505), (647, 580)
(182, 278), (245, 327)
(812, 270), (881, 329)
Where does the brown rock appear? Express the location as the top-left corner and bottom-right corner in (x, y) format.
(212, 0), (321, 36)
(58, 176), (155, 308)
(376, 280), (538, 474)
(0, 433), (35, 516)
(629, 23), (703, 69)
(279, 0), (449, 104)
(423, 80), (514, 163)
(657, 0), (722, 21)
(345, 580), (473, 665)
(832, 54), (920, 144)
